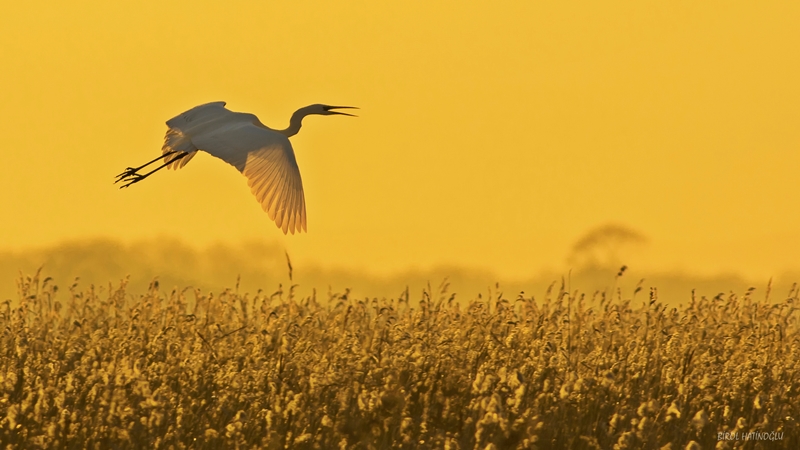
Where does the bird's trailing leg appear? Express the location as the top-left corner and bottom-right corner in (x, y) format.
(117, 152), (188, 189)
(115, 150), (181, 182)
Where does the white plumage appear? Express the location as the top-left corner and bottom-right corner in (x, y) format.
(116, 102), (356, 234)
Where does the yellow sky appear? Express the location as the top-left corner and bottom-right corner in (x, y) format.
(1, 1), (798, 280)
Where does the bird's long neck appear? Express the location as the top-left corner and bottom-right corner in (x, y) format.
(277, 106), (316, 137)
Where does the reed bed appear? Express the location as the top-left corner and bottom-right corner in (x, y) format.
(1, 270), (798, 449)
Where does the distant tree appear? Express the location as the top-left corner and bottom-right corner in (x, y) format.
(567, 224), (648, 270)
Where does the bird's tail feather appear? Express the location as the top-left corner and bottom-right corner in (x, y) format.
(162, 128), (197, 170)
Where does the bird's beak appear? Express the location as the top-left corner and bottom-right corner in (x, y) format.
(324, 105), (359, 117)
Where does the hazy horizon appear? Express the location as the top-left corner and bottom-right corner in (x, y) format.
(2, 235), (795, 308)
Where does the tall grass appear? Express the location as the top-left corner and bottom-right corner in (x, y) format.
(1, 270), (798, 449)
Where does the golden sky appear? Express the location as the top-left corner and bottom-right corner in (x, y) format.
(1, 1), (798, 280)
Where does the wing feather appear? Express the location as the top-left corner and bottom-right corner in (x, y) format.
(263, 172), (280, 216)
(274, 173), (291, 227)
(261, 154), (287, 213)
(280, 176), (295, 233)
(296, 185), (305, 233)
(291, 180), (302, 233)
(263, 175), (281, 214)
(254, 158), (279, 205)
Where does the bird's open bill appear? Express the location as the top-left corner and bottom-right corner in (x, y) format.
(323, 106), (359, 116)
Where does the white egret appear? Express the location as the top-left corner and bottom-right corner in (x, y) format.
(116, 102), (357, 234)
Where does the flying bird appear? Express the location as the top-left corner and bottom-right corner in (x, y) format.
(116, 102), (356, 234)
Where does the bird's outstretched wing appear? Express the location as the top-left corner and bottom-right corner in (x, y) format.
(243, 143), (307, 234)
(166, 101), (228, 129)
(192, 121), (307, 234)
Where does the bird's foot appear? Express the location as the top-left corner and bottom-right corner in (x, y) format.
(115, 167), (139, 182)
(118, 173), (146, 189)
